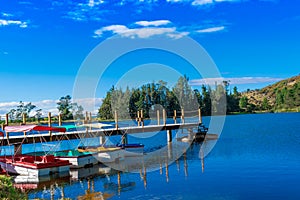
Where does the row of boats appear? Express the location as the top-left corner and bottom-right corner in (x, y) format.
(0, 124), (145, 177)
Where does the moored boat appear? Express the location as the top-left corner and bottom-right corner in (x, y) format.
(0, 155), (70, 176)
(78, 146), (124, 163)
(53, 150), (99, 168)
(28, 150), (99, 169)
(116, 143), (144, 157)
(70, 163), (111, 180)
(0, 165), (6, 175)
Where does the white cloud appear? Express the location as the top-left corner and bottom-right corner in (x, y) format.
(135, 20), (171, 27)
(197, 26), (225, 33)
(94, 23), (186, 39)
(88, 0), (105, 7)
(0, 98), (103, 118)
(167, 31), (190, 39)
(0, 19), (28, 28)
(192, 0), (213, 6)
(166, 0), (185, 2)
(166, 0), (241, 6)
(94, 20), (228, 39)
(189, 77), (283, 86)
(62, 1), (110, 22)
(73, 98), (103, 114)
(1, 12), (14, 17)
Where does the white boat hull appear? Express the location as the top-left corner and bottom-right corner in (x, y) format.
(97, 149), (124, 163)
(0, 161), (70, 176)
(70, 164), (111, 180)
(57, 154), (99, 168)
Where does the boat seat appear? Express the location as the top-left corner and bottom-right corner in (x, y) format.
(22, 157), (34, 163)
(42, 155), (55, 163)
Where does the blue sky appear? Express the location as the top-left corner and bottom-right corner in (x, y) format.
(0, 0), (300, 115)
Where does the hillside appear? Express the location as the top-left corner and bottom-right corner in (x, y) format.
(242, 75), (300, 111)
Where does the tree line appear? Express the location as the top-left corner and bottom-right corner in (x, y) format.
(4, 95), (84, 123)
(98, 76), (246, 120)
(5, 76), (298, 124)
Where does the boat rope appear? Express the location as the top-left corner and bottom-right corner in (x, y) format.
(12, 137), (26, 158)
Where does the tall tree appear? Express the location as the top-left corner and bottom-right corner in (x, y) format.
(35, 109), (43, 123)
(173, 75), (199, 113)
(15, 101), (36, 120)
(262, 97), (270, 110)
(239, 96), (248, 112)
(211, 84), (227, 115)
(71, 103), (84, 120)
(57, 95), (73, 120)
(98, 87), (114, 120)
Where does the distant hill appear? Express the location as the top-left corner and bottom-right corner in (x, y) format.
(242, 75), (300, 111)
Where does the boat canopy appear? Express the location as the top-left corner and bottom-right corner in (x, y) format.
(81, 123), (114, 129)
(57, 125), (79, 131)
(4, 125), (66, 133)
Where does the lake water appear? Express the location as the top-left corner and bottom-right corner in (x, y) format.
(15, 113), (300, 199)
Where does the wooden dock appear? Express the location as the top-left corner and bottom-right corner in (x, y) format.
(0, 108), (207, 156)
(0, 122), (203, 146)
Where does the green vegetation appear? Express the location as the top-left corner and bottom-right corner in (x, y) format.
(57, 95), (84, 120)
(7, 101), (37, 123)
(98, 76), (238, 120)
(98, 75), (300, 119)
(243, 75), (300, 112)
(2, 75), (299, 125)
(0, 175), (26, 199)
(2, 95), (84, 124)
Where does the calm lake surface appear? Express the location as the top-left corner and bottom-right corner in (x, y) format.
(22, 113), (300, 199)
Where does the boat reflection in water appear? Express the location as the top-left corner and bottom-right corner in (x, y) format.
(77, 179), (114, 200)
(70, 163), (112, 181)
(21, 139), (211, 199)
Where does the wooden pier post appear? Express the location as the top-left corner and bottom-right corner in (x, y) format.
(167, 130), (172, 142)
(118, 172), (121, 195)
(200, 146), (205, 173)
(173, 110), (177, 124)
(137, 111), (140, 126)
(5, 113), (9, 125)
(184, 152), (188, 177)
(165, 162), (169, 183)
(115, 110), (118, 129)
(167, 140), (173, 159)
(157, 110), (160, 125)
(22, 113), (27, 136)
(85, 111), (88, 123)
(89, 112), (92, 123)
(181, 108), (185, 124)
(48, 112), (52, 140)
(163, 109), (166, 125)
(58, 114), (62, 126)
(143, 166), (147, 189)
(22, 113), (26, 125)
(198, 108), (202, 124)
(141, 109), (144, 127)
